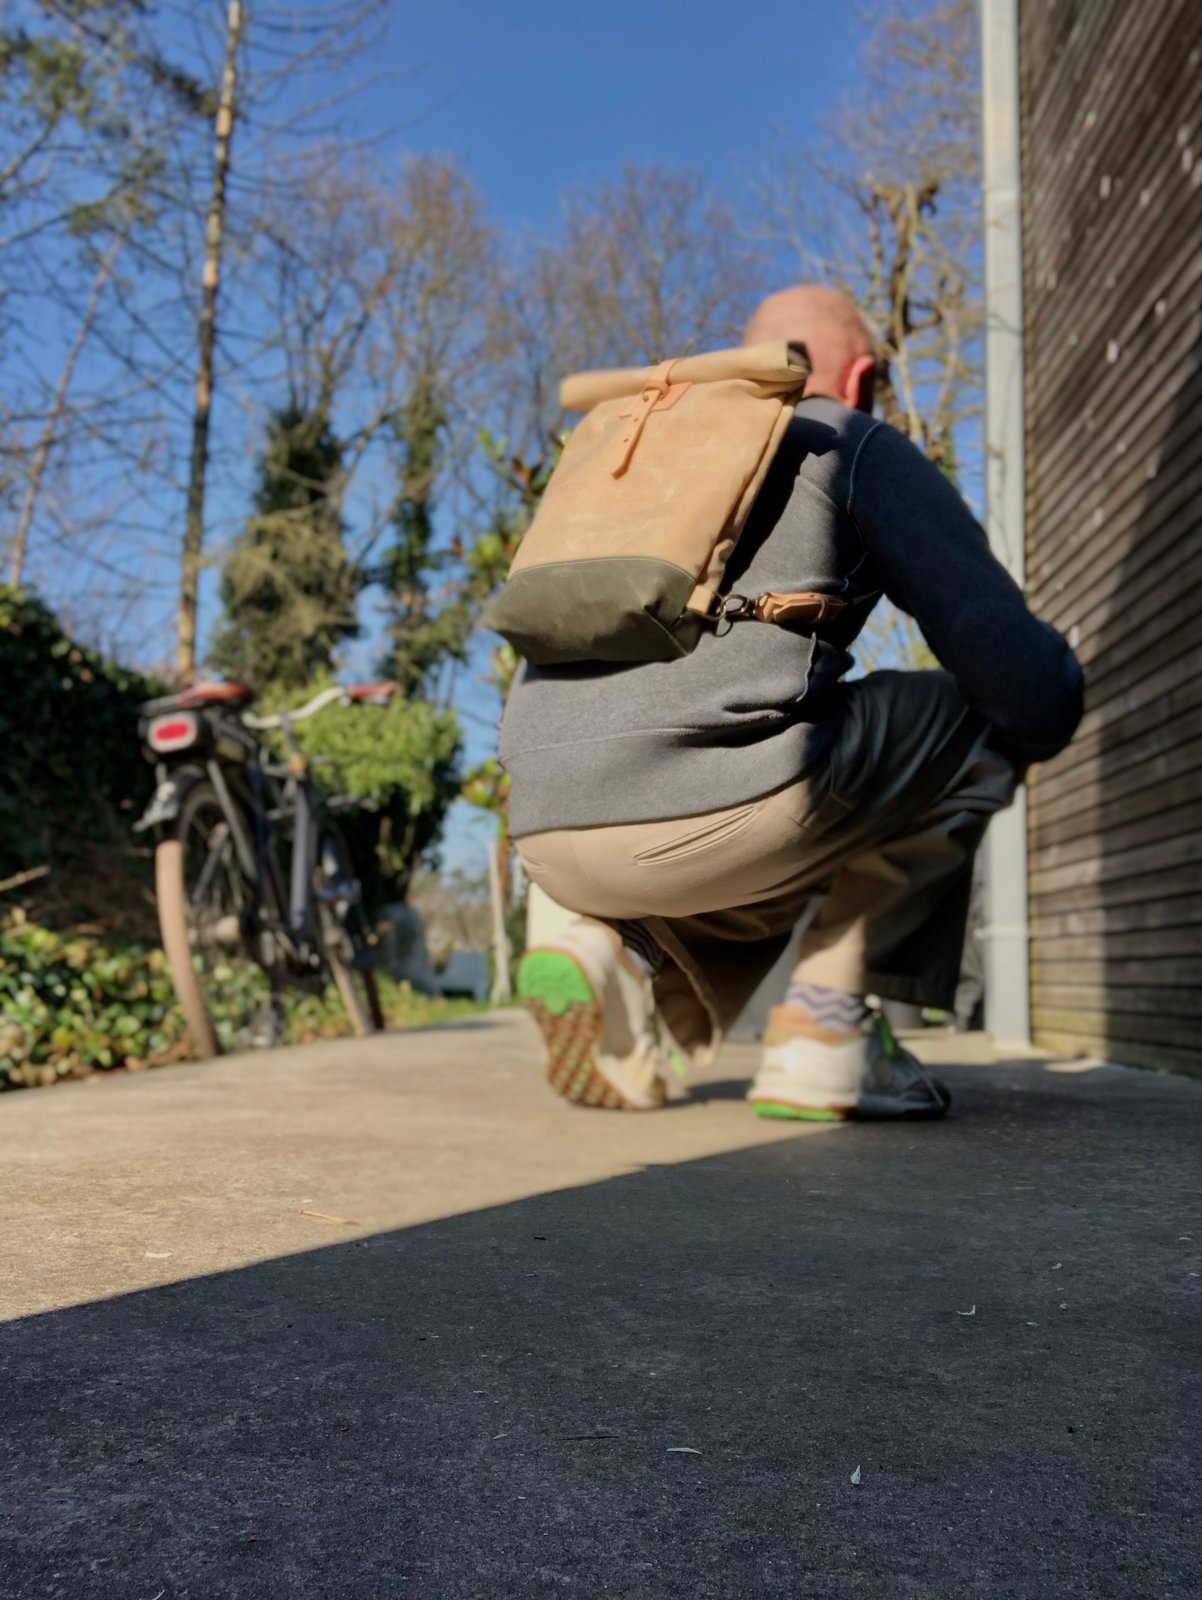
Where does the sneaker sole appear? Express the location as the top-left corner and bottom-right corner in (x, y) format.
(750, 1100), (846, 1122)
(517, 948), (634, 1110)
(750, 1093), (951, 1122)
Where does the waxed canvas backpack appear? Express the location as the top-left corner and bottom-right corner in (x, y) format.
(484, 341), (848, 666)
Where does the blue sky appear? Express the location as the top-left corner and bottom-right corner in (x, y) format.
(364, 1), (858, 229)
(350, 2), (862, 873)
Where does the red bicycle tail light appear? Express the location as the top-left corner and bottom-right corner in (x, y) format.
(148, 713), (201, 752)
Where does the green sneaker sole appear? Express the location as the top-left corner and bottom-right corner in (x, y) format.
(517, 948), (595, 1014)
(517, 948), (629, 1109)
(751, 1100), (845, 1122)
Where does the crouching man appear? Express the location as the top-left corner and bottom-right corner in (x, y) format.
(500, 285), (1083, 1120)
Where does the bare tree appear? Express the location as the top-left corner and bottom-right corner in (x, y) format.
(551, 163), (761, 365)
(10, 229), (125, 586)
(0, 2), (208, 595)
(177, 0), (244, 678)
(759, 0), (981, 465)
(755, 0), (982, 665)
(491, 163), (763, 462)
(1, 0), (399, 660)
(173, 0), (395, 679)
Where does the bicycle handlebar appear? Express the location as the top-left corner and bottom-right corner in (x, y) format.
(242, 682), (395, 732)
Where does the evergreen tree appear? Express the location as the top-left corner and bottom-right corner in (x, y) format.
(211, 406), (358, 689)
(378, 381), (472, 695)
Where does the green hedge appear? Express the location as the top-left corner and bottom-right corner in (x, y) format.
(0, 585), (161, 875)
(0, 923), (189, 1086)
(0, 921), (481, 1090)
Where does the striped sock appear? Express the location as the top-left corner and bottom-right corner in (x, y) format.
(617, 919), (664, 980)
(785, 981), (868, 1034)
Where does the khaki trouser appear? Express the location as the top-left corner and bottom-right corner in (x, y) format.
(516, 671), (1018, 1058)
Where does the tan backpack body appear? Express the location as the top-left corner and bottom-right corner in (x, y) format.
(484, 341), (847, 666)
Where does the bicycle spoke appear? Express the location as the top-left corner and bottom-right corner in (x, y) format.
(189, 822), (232, 916)
(179, 796), (278, 1052)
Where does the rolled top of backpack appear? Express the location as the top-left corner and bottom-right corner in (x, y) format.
(559, 340), (811, 412)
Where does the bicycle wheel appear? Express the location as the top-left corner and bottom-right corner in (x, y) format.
(155, 780), (281, 1058)
(316, 823), (384, 1036)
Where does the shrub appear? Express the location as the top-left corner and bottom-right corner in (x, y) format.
(0, 922), (191, 1087)
(0, 585), (162, 877)
(260, 674), (462, 912)
(0, 919), (482, 1090)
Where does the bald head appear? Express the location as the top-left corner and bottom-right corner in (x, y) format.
(743, 285), (875, 413)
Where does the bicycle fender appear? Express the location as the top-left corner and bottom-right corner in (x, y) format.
(133, 766), (207, 834)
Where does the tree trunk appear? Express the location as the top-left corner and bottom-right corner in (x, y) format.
(176, 0), (244, 680)
(488, 836), (513, 1003)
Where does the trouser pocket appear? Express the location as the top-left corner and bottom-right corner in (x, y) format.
(631, 804), (759, 865)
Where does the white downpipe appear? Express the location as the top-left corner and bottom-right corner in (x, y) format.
(981, 0), (1031, 1047)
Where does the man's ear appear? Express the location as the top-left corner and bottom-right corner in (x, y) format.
(842, 353), (876, 414)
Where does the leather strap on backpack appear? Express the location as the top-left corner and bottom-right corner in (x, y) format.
(753, 590), (848, 627)
(686, 586), (849, 631)
(611, 360), (680, 477)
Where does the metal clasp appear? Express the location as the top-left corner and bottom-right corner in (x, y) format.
(713, 593), (755, 635)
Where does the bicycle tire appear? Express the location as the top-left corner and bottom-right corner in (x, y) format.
(155, 780), (277, 1059)
(317, 823), (385, 1036)
(156, 832), (221, 1059)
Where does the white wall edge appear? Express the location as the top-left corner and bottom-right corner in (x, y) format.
(980, 0), (1032, 1046)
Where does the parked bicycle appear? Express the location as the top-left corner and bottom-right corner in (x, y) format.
(135, 679), (393, 1058)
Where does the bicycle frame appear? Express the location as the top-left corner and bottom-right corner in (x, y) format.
(236, 743), (324, 970)
(139, 683), (387, 978)
(241, 685), (370, 957)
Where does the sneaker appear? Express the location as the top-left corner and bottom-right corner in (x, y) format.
(749, 1007), (951, 1121)
(517, 921), (669, 1110)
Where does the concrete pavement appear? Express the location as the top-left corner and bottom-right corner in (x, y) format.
(2, 1014), (1199, 1597)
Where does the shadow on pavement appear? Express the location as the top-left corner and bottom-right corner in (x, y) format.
(672, 1076), (749, 1104)
(2, 1054), (1198, 1600)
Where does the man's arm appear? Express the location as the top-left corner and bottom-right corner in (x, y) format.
(847, 422), (1084, 762)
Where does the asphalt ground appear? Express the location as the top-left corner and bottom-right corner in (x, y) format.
(2, 1014), (1199, 1598)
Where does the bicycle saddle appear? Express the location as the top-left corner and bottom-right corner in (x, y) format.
(141, 680), (258, 715)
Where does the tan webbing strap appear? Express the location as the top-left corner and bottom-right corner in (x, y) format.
(686, 583), (721, 617)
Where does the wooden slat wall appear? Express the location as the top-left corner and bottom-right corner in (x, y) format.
(1018, 0), (1202, 1073)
